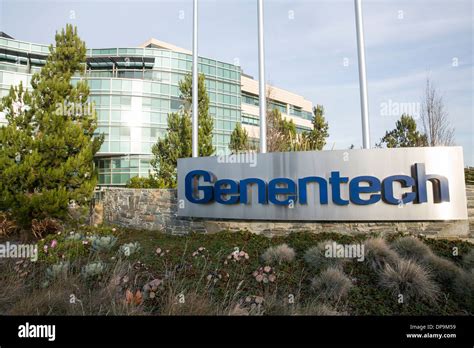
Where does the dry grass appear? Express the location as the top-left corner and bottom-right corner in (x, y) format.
(423, 253), (462, 289)
(261, 243), (296, 265)
(364, 238), (400, 272)
(31, 218), (63, 239)
(311, 266), (353, 302)
(304, 240), (343, 272)
(392, 236), (433, 262)
(462, 249), (474, 270)
(0, 212), (17, 237)
(379, 259), (439, 303)
(453, 269), (474, 312)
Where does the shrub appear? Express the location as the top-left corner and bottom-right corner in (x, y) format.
(261, 243), (296, 264)
(304, 240), (342, 272)
(364, 238), (399, 272)
(43, 262), (70, 287)
(0, 213), (17, 237)
(423, 253), (462, 289)
(462, 249), (474, 270)
(126, 176), (163, 188)
(311, 266), (353, 301)
(31, 218), (63, 239)
(119, 242), (141, 257)
(90, 235), (117, 252)
(453, 269), (474, 311)
(46, 261), (70, 280)
(392, 236), (433, 262)
(379, 259), (439, 303)
(82, 261), (106, 280)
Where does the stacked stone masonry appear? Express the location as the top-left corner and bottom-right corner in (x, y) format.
(98, 186), (474, 240)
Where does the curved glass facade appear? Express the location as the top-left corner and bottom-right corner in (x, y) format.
(0, 36), (313, 186)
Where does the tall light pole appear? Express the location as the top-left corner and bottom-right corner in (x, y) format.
(354, 0), (371, 149)
(192, 0), (199, 157)
(257, 0), (267, 153)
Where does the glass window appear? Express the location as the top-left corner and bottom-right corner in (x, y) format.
(98, 111), (109, 121)
(111, 96), (121, 106)
(120, 142), (130, 152)
(122, 80), (132, 92)
(121, 96), (131, 106)
(90, 80), (100, 90)
(170, 98), (182, 111)
(142, 128), (151, 138)
(142, 97), (151, 108)
(120, 127), (130, 137)
(111, 111), (121, 121)
(110, 142), (120, 152)
(142, 112), (151, 123)
(170, 85), (179, 97)
(112, 79), (121, 90)
(143, 81), (151, 93)
(111, 127), (120, 139)
(112, 174), (122, 184)
(161, 57), (170, 68)
(151, 112), (160, 124)
(161, 84), (170, 94)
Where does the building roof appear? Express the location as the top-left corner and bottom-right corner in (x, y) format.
(139, 38), (191, 55)
(0, 32), (14, 39)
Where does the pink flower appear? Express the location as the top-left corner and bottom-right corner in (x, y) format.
(82, 240), (88, 245)
(50, 240), (58, 248)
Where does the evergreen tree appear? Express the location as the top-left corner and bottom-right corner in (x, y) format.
(303, 104), (329, 150)
(151, 73), (213, 188)
(266, 108), (297, 152)
(378, 114), (428, 148)
(229, 123), (250, 153)
(0, 25), (102, 226)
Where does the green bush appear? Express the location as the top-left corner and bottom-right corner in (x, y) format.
(126, 176), (163, 189)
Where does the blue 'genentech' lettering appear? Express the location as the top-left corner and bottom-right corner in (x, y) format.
(184, 163), (450, 206)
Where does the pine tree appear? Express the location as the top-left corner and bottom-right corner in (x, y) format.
(303, 104), (329, 150)
(229, 123), (250, 153)
(378, 114), (428, 148)
(0, 25), (102, 226)
(151, 73), (214, 188)
(266, 108), (297, 152)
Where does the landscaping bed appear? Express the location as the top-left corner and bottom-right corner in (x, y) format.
(0, 225), (473, 316)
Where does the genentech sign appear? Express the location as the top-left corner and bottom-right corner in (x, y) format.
(177, 147), (468, 221)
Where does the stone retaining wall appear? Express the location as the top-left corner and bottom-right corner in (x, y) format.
(98, 186), (474, 240)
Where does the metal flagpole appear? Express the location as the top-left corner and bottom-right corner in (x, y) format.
(257, 0), (267, 153)
(354, 0), (371, 149)
(192, 0), (199, 157)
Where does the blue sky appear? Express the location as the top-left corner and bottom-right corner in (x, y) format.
(0, 0), (472, 165)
